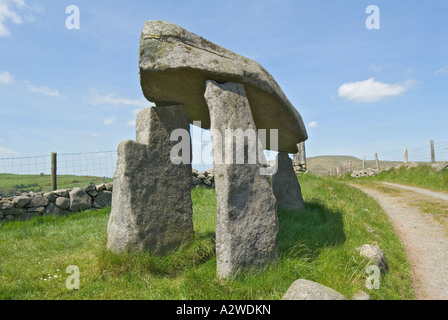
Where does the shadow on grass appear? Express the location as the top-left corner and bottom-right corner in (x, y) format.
(278, 200), (346, 260)
(97, 231), (216, 279)
(98, 200), (345, 278)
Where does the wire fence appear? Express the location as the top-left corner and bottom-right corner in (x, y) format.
(328, 140), (448, 176)
(362, 140), (448, 163)
(0, 155), (50, 176)
(1, 140), (447, 179)
(0, 151), (118, 178)
(57, 151), (117, 178)
(0, 150), (215, 179)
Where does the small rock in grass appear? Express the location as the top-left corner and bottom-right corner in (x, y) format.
(356, 244), (387, 274)
(282, 279), (347, 300)
(352, 291), (371, 300)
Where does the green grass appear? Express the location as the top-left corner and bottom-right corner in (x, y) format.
(0, 174), (113, 197)
(342, 164), (448, 193)
(0, 175), (414, 300)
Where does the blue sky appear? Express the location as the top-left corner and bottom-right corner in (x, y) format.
(0, 0), (447, 164)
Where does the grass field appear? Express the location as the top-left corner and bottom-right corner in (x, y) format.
(0, 174), (413, 300)
(343, 164), (448, 193)
(0, 174), (113, 197)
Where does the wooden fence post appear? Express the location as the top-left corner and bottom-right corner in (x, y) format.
(375, 153), (380, 170)
(51, 152), (57, 191)
(430, 140), (436, 164)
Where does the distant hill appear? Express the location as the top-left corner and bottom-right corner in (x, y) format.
(306, 156), (403, 176)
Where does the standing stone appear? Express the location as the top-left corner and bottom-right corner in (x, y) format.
(107, 105), (194, 255)
(204, 80), (278, 279)
(297, 142), (306, 166)
(272, 152), (306, 211)
(69, 187), (92, 212)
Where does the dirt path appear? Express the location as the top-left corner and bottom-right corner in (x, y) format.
(380, 182), (448, 201)
(351, 183), (448, 300)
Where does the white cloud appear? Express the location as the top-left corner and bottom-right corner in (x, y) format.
(435, 68), (445, 75)
(90, 90), (148, 108)
(307, 121), (318, 128)
(103, 117), (115, 125)
(0, 0), (33, 37)
(25, 81), (63, 97)
(126, 120), (136, 127)
(338, 78), (416, 103)
(0, 146), (18, 155)
(0, 70), (13, 84)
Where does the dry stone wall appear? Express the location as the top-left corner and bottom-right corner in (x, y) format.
(0, 170), (217, 223)
(192, 169), (215, 188)
(0, 182), (113, 223)
(292, 161), (307, 173)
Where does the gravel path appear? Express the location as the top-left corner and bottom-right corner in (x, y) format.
(380, 182), (448, 201)
(352, 183), (448, 300)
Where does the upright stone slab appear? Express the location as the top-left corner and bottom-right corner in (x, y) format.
(297, 142), (306, 169)
(272, 152), (306, 211)
(107, 105), (194, 255)
(204, 80), (279, 279)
